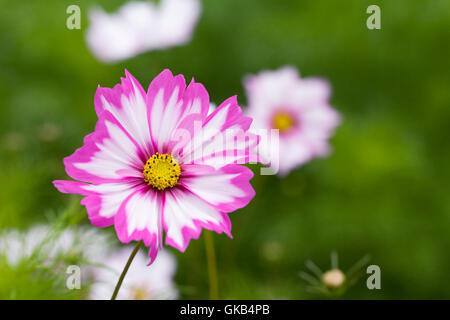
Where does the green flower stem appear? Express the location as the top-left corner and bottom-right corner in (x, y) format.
(111, 241), (143, 300)
(204, 231), (219, 300)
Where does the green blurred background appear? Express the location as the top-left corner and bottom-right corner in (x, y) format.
(1, 0), (449, 299)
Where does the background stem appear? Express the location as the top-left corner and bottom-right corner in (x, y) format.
(204, 231), (219, 300)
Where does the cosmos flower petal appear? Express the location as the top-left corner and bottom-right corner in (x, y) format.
(244, 66), (300, 108)
(205, 96), (252, 131)
(301, 104), (341, 136)
(291, 77), (332, 104)
(180, 96), (259, 166)
(53, 180), (144, 227)
(183, 78), (210, 119)
(157, 0), (201, 48)
(63, 112), (145, 184)
(147, 69), (186, 151)
(85, 5), (145, 63)
(114, 187), (163, 264)
(163, 187), (231, 252)
(94, 70), (154, 158)
(53, 179), (90, 195)
(277, 137), (313, 176)
(181, 164), (255, 213)
(146, 69), (210, 153)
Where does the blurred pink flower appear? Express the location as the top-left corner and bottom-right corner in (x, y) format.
(86, 0), (201, 63)
(90, 248), (178, 300)
(244, 66), (341, 176)
(53, 69), (258, 264)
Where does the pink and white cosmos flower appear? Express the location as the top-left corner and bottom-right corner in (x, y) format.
(86, 0), (201, 63)
(53, 69), (259, 264)
(244, 66), (341, 176)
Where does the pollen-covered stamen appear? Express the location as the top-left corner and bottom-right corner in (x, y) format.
(272, 112), (295, 133)
(143, 153), (181, 191)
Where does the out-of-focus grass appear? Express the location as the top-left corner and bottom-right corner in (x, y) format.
(0, 0), (449, 299)
(0, 202), (93, 299)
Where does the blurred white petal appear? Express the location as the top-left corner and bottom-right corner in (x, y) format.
(0, 225), (110, 267)
(86, 0), (201, 63)
(89, 248), (178, 300)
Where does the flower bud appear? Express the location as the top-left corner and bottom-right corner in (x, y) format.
(322, 269), (345, 288)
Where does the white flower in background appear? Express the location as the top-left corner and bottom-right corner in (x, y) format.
(244, 66), (341, 176)
(0, 225), (178, 300)
(0, 225), (110, 266)
(90, 248), (178, 300)
(86, 0), (201, 63)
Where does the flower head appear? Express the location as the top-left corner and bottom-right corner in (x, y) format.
(86, 0), (201, 63)
(90, 248), (177, 300)
(54, 69), (259, 264)
(244, 66), (341, 176)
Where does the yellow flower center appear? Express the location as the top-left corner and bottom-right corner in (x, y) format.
(143, 153), (181, 191)
(131, 287), (149, 300)
(272, 112), (295, 132)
